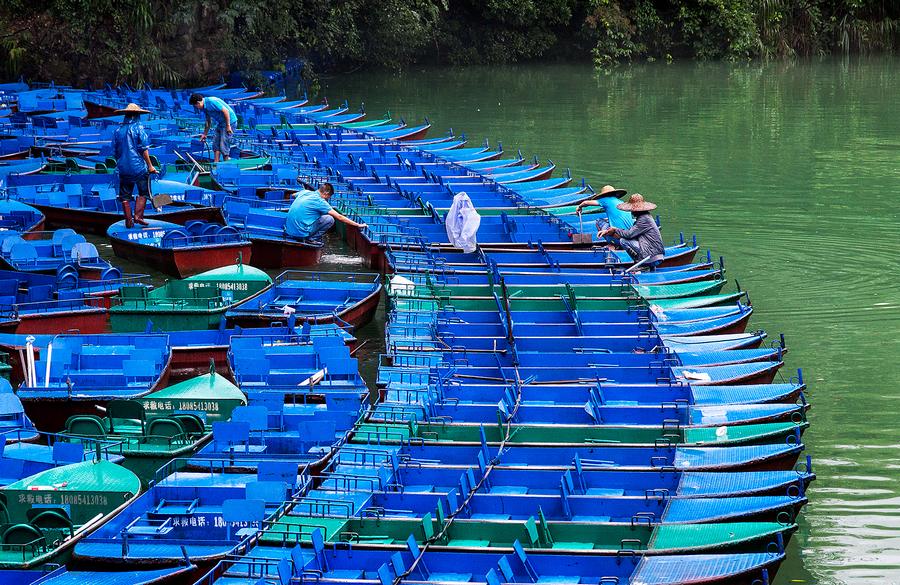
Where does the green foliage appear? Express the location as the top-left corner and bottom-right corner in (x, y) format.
(0, 0), (895, 84)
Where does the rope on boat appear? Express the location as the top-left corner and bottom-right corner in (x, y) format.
(394, 364), (524, 584)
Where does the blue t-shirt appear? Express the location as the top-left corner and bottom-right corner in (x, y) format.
(202, 96), (237, 128)
(285, 190), (333, 238)
(112, 119), (150, 178)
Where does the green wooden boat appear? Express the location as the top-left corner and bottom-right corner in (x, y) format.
(388, 280), (727, 313)
(389, 280), (725, 304)
(0, 351), (12, 381)
(0, 459), (141, 569)
(261, 514), (794, 555)
(649, 291), (747, 310)
(109, 263), (272, 332)
(352, 420), (807, 447)
(60, 369), (246, 485)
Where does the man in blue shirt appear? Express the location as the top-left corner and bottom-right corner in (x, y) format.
(189, 93), (237, 162)
(285, 183), (367, 245)
(112, 103), (157, 228)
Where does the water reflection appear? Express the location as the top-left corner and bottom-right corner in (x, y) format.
(322, 58), (900, 585)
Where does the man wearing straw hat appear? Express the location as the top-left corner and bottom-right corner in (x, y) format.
(598, 193), (665, 269)
(112, 103), (157, 228)
(575, 185), (633, 230)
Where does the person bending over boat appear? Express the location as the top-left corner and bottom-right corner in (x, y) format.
(575, 184), (633, 230)
(189, 93), (237, 162)
(285, 183), (367, 245)
(598, 194), (665, 270)
(112, 103), (157, 228)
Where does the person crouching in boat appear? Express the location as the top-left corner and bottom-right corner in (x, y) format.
(284, 183), (367, 246)
(598, 194), (665, 270)
(112, 103), (157, 228)
(189, 93), (237, 162)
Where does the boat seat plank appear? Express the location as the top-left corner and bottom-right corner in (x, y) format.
(551, 541), (595, 550)
(490, 486), (529, 495)
(447, 539), (490, 547)
(584, 488), (625, 496)
(427, 574), (473, 582)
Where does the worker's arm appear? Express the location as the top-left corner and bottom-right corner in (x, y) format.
(201, 113), (211, 140)
(141, 150), (157, 175)
(328, 209), (367, 229)
(575, 199), (600, 214)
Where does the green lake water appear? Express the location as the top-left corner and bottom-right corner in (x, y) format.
(319, 58), (900, 585)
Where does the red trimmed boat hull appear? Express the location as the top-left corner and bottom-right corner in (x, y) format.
(83, 100), (120, 119)
(19, 360), (171, 432)
(33, 204), (225, 235)
(0, 149), (31, 161)
(11, 309), (109, 335)
(393, 125), (431, 141)
(20, 219), (46, 240)
(248, 238), (324, 269)
(110, 238), (253, 278)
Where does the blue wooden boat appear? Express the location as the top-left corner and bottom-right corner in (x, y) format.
(198, 541), (784, 585)
(226, 271), (382, 330)
(0, 199), (45, 237)
(365, 122), (431, 141)
(222, 197), (324, 268)
(7, 178), (224, 234)
(74, 462), (308, 567)
(228, 335), (368, 395)
(15, 333), (171, 431)
(0, 270), (110, 335)
(0, 230), (113, 276)
(2, 565), (195, 585)
(188, 398), (363, 472)
(108, 219), (252, 278)
(0, 318), (355, 383)
(0, 159), (46, 180)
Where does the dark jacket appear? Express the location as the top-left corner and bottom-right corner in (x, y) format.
(617, 213), (665, 263)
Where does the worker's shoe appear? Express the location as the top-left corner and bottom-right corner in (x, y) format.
(134, 196), (149, 226)
(121, 201), (134, 228)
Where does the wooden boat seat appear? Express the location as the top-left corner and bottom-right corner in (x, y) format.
(80, 345), (136, 355)
(124, 515), (174, 536)
(571, 515), (611, 523)
(544, 534), (597, 550)
(584, 488), (624, 497)
(65, 414), (108, 438)
(427, 573), (473, 582)
(490, 486), (528, 495)
(172, 413), (206, 436)
(325, 570), (365, 580)
(152, 498), (200, 516)
(119, 285), (151, 300)
(145, 417), (187, 444)
(446, 539), (490, 547)
(1, 523), (45, 547)
(107, 400), (146, 434)
(26, 508), (73, 540)
(228, 444), (267, 454)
